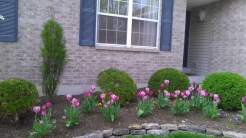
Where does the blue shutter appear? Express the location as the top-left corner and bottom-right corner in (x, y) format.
(160, 0), (174, 51)
(79, 0), (97, 46)
(0, 0), (18, 42)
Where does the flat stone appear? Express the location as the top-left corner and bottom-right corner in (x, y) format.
(75, 131), (103, 138)
(103, 128), (113, 138)
(131, 129), (147, 135)
(142, 123), (160, 130)
(129, 124), (142, 130)
(147, 129), (169, 135)
(112, 128), (129, 136)
(206, 128), (223, 136)
(160, 124), (178, 131)
(178, 125), (206, 134)
(223, 131), (246, 138)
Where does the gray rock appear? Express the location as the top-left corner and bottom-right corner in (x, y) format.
(160, 124), (178, 131)
(131, 129), (147, 135)
(223, 131), (246, 138)
(103, 128), (113, 138)
(129, 124), (142, 130)
(142, 123), (160, 130)
(147, 129), (169, 135)
(206, 128), (223, 136)
(178, 125), (206, 134)
(112, 128), (129, 136)
(75, 131), (103, 138)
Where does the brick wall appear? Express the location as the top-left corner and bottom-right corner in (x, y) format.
(0, 0), (187, 95)
(208, 0), (246, 76)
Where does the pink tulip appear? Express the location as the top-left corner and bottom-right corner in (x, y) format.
(143, 96), (148, 101)
(149, 91), (153, 96)
(145, 87), (150, 93)
(138, 91), (146, 97)
(100, 93), (106, 100)
(214, 94), (219, 101)
(188, 86), (194, 91)
(164, 80), (170, 85)
(174, 90), (181, 95)
(106, 101), (111, 105)
(160, 83), (165, 88)
(91, 85), (96, 91)
(42, 105), (46, 110)
(181, 92), (184, 97)
(184, 90), (190, 96)
(33, 106), (41, 114)
(109, 91), (113, 95)
(210, 93), (214, 97)
(164, 90), (170, 97)
(66, 94), (73, 101)
(200, 90), (208, 97)
(84, 91), (91, 97)
(171, 93), (177, 98)
(46, 101), (52, 108)
(196, 87), (201, 93)
(41, 111), (46, 116)
(62, 116), (66, 120)
(71, 98), (80, 107)
(158, 90), (161, 93)
(104, 104), (108, 108)
(39, 120), (44, 125)
(111, 94), (117, 101)
(242, 96), (246, 103)
(115, 96), (119, 101)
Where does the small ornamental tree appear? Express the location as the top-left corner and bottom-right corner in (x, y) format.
(40, 19), (67, 100)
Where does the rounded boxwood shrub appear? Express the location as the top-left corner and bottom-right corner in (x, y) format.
(202, 72), (246, 111)
(97, 68), (137, 105)
(148, 68), (190, 95)
(0, 78), (38, 121)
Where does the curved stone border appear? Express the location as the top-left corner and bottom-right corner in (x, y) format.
(75, 123), (246, 138)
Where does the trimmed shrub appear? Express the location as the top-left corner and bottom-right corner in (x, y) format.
(148, 68), (190, 94)
(41, 19), (67, 101)
(0, 78), (38, 121)
(202, 72), (246, 111)
(97, 68), (137, 105)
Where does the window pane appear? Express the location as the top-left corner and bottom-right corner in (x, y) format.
(150, 7), (158, 20)
(132, 20), (140, 33)
(107, 16), (118, 30)
(107, 31), (117, 44)
(99, 15), (107, 29)
(118, 18), (127, 31)
(119, 2), (128, 15)
(132, 20), (157, 47)
(133, 0), (141, 3)
(132, 4), (141, 17)
(98, 15), (127, 45)
(100, 0), (108, 13)
(131, 33), (139, 45)
(141, 5), (150, 19)
(98, 30), (106, 43)
(117, 31), (126, 44)
(109, 0), (118, 14)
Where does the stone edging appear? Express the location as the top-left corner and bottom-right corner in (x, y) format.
(75, 123), (246, 138)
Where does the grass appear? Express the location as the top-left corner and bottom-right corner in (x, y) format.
(124, 131), (226, 138)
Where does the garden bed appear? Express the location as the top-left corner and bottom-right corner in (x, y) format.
(0, 93), (246, 138)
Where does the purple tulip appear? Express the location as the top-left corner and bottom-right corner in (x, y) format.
(66, 94), (73, 101)
(164, 80), (170, 85)
(91, 85), (96, 91)
(242, 96), (246, 103)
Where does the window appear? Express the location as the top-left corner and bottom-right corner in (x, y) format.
(97, 0), (160, 48)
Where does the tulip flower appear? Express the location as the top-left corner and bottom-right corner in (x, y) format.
(84, 91), (91, 97)
(91, 85), (96, 91)
(242, 96), (246, 103)
(46, 101), (52, 108)
(39, 120), (44, 125)
(33, 106), (41, 114)
(100, 93), (106, 100)
(145, 87), (150, 93)
(66, 94), (73, 101)
(164, 80), (170, 85)
(42, 105), (46, 110)
(160, 83), (164, 88)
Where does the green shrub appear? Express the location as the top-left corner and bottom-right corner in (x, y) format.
(41, 19), (67, 101)
(97, 68), (137, 105)
(202, 72), (246, 111)
(148, 68), (190, 94)
(0, 78), (38, 121)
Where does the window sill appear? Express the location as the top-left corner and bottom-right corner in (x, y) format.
(95, 46), (160, 53)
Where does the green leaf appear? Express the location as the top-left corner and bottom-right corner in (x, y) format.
(137, 110), (144, 117)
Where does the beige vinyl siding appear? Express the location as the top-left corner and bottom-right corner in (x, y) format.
(187, 7), (211, 75)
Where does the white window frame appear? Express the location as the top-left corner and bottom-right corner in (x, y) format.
(96, 0), (161, 49)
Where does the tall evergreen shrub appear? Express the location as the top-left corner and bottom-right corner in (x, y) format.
(40, 19), (67, 100)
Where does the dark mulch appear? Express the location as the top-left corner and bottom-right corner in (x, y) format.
(0, 93), (246, 138)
